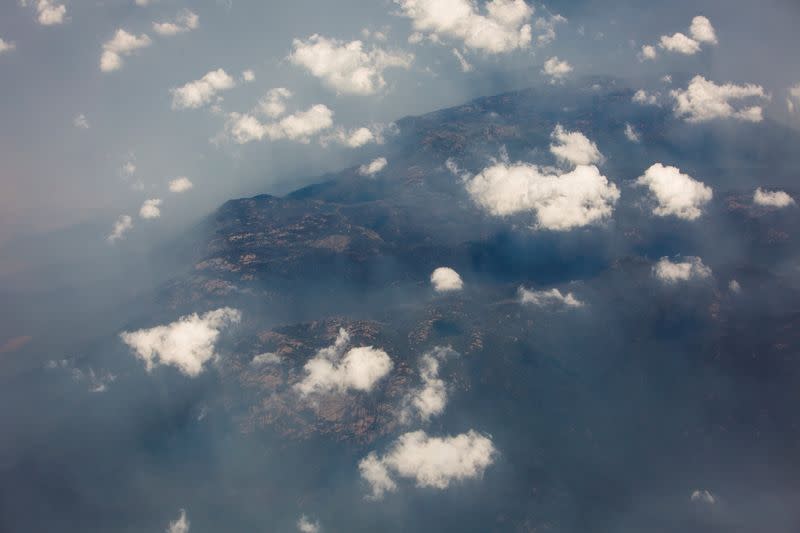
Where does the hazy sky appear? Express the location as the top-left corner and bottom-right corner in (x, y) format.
(1, 0), (798, 245)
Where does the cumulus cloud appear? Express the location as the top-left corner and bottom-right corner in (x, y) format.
(153, 9), (199, 36)
(466, 160), (620, 231)
(632, 89), (660, 106)
(542, 56), (572, 82)
(107, 215), (133, 243)
(691, 490), (717, 505)
(635, 163), (712, 220)
(169, 176), (193, 193)
(295, 329), (393, 396)
(120, 308), (241, 377)
(671, 76), (767, 123)
(251, 352), (281, 365)
(430, 267), (464, 292)
(73, 114), (89, 129)
(23, 0), (66, 26)
(753, 188), (795, 208)
(100, 29), (152, 72)
(624, 123), (640, 142)
(360, 430), (497, 499)
(788, 84), (800, 113)
(651, 16), (716, 56)
(139, 198), (162, 219)
(289, 34), (412, 95)
(550, 125), (603, 166)
(653, 257), (712, 284)
(226, 104), (334, 144)
(518, 287), (584, 308)
(241, 69), (255, 83)
(359, 157), (388, 176)
(333, 127), (379, 148)
(728, 279), (741, 294)
(172, 69), (236, 110)
(297, 515), (320, 533)
(689, 16), (718, 45)
(0, 38), (15, 54)
(534, 13), (567, 47)
(257, 88), (293, 118)
(659, 32), (701, 55)
(638, 44), (657, 61)
(166, 509), (190, 533)
(403, 346), (457, 422)
(395, 0), (534, 54)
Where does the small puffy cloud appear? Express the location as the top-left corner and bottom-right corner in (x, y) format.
(251, 352), (281, 365)
(359, 157), (388, 176)
(518, 287), (584, 308)
(321, 124), (389, 148)
(120, 308), (241, 377)
(452, 48), (473, 72)
(297, 515), (320, 533)
(624, 123), (640, 143)
(340, 127), (378, 148)
(241, 69), (255, 83)
(139, 198), (162, 219)
(107, 215), (133, 243)
(534, 13), (567, 47)
(430, 267), (464, 292)
(226, 104), (334, 144)
(691, 490), (716, 505)
(659, 32), (701, 55)
(671, 76), (767, 123)
(542, 56), (572, 82)
(295, 329), (393, 396)
(466, 161), (620, 231)
(0, 37), (15, 54)
(788, 84), (800, 113)
(100, 29), (152, 72)
(73, 114), (89, 129)
(166, 509), (190, 533)
(153, 9), (199, 36)
(289, 34), (413, 95)
(550, 125), (603, 166)
(169, 176), (193, 193)
(653, 256), (712, 284)
(171, 69), (236, 110)
(23, 0), (66, 26)
(360, 430), (497, 499)
(635, 163), (712, 220)
(632, 89), (660, 106)
(135, 0), (155, 5)
(638, 44), (657, 61)
(753, 188), (795, 208)
(689, 16), (718, 45)
(258, 87), (292, 118)
(395, 0), (534, 54)
(403, 346), (457, 422)
(728, 280), (741, 294)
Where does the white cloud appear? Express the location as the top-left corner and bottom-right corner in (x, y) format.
(638, 44), (657, 61)
(107, 215), (133, 243)
(297, 516), (320, 533)
(395, 0), (534, 54)
(73, 114), (89, 129)
(403, 346), (457, 422)
(550, 125), (603, 166)
(452, 48), (473, 72)
(25, 0), (66, 26)
(689, 16), (718, 45)
(171, 69), (236, 110)
(359, 157), (388, 176)
(166, 509), (190, 533)
(321, 124), (389, 148)
(340, 127), (378, 147)
(295, 329), (393, 396)
(671, 76), (767, 123)
(100, 29), (152, 72)
(226, 104), (334, 144)
(653, 257), (712, 284)
(534, 14), (567, 47)
(139, 198), (162, 219)
(258, 88), (293, 118)
(542, 56), (572, 82)
(635, 163), (712, 220)
(241, 69), (255, 83)
(632, 89), (660, 106)
(659, 32), (701, 55)
(360, 430), (497, 499)
(153, 9), (199, 36)
(120, 308), (241, 377)
(0, 38), (15, 54)
(624, 123), (640, 143)
(289, 34), (413, 95)
(430, 267), (464, 292)
(251, 352), (281, 365)
(661, 75), (673, 84)
(753, 188), (795, 208)
(135, 0), (156, 5)
(788, 84), (800, 113)
(466, 161), (620, 231)
(691, 490), (716, 505)
(169, 176), (193, 193)
(518, 287), (584, 308)
(728, 280), (741, 294)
